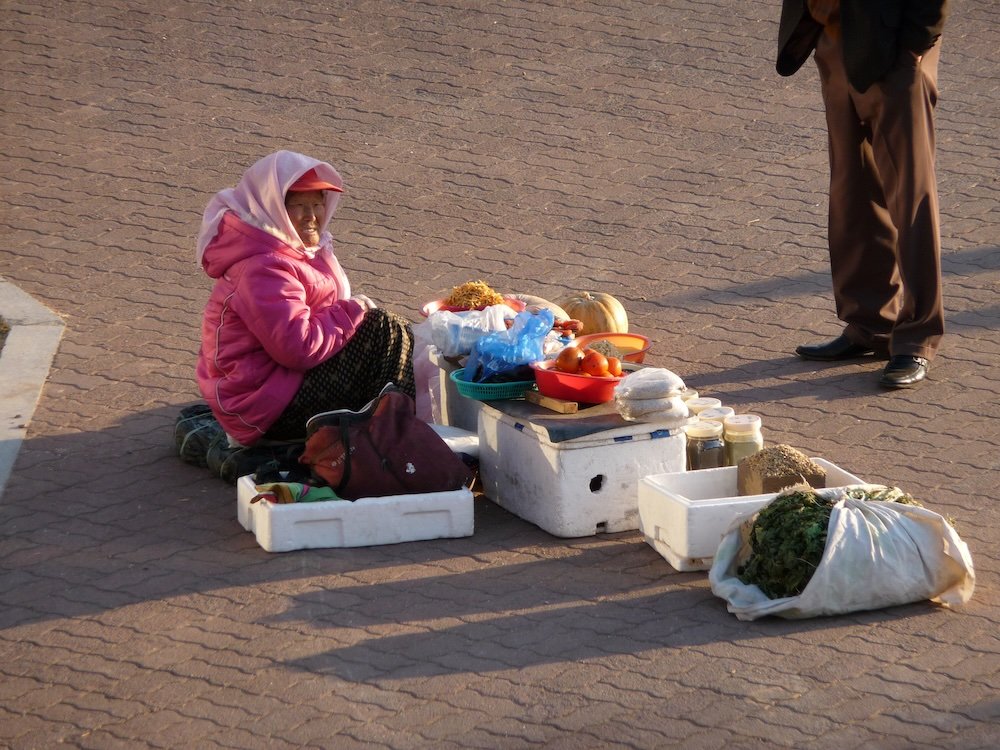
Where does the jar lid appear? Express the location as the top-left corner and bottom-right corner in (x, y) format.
(686, 397), (722, 414)
(684, 420), (724, 439)
(698, 406), (736, 423)
(723, 413), (762, 434)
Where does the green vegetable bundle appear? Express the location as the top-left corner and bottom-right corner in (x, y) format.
(738, 486), (922, 599)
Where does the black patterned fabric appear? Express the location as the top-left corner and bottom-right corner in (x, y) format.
(264, 308), (415, 440)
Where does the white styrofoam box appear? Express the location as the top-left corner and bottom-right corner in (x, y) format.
(429, 423), (480, 459)
(237, 475), (474, 553)
(478, 403), (687, 537)
(637, 458), (864, 572)
(428, 347), (482, 433)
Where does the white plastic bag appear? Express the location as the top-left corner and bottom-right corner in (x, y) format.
(412, 319), (438, 422)
(709, 486), (975, 621)
(429, 305), (512, 357)
(613, 367), (686, 399)
(616, 395), (689, 422)
(613, 367), (688, 422)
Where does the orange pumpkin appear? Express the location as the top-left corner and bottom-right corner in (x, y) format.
(556, 292), (629, 335)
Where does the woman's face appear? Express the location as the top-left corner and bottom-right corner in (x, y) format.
(285, 190), (327, 246)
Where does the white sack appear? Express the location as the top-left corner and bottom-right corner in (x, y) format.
(709, 486), (975, 621)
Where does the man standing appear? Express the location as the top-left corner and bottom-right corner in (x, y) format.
(777, 0), (949, 388)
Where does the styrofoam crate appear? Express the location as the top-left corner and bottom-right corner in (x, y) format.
(478, 403), (687, 537)
(237, 475), (474, 553)
(637, 458), (864, 572)
(429, 423), (479, 459)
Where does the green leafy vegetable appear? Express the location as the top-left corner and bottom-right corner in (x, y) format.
(737, 488), (835, 599)
(736, 485), (933, 600)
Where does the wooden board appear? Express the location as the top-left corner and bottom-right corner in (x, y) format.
(525, 390), (579, 414)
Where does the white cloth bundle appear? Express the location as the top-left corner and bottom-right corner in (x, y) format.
(709, 485), (976, 621)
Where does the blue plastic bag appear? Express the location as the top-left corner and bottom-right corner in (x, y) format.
(463, 309), (554, 382)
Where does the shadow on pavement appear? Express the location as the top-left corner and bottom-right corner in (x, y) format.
(275, 574), (945, 681)
(0, 404), (558, 624)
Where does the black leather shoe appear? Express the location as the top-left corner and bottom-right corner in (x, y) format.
(796, 335), (874, 361)
(879, 355), (929, 388)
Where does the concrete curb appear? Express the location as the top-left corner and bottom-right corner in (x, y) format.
(0, 277), (64, 499)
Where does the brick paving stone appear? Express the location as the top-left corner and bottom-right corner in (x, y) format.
(673, 727), (740, 750)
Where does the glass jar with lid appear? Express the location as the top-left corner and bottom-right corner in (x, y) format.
(684, 420), (726, 471)
(685, 397), (722, 418)
(723, 414), (764, 466)
(697, 406), (736, 425)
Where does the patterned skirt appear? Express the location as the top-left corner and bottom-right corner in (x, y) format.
(264, 307), (416, 440)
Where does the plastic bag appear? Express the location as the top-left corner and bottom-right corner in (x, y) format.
(616, 395), (689, 422)
(250, 482), (340, 504)
(709, 485), (976, 621)
(613, 367), (686, 399)
(429, 305), (512, 358)
(613, 367), (688, 422)
(463, 309), (554, 382)
(412, 318), (438, 422)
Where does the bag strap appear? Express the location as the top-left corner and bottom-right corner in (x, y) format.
(336, 416), (353, 496)
(305, 382), (401, 437)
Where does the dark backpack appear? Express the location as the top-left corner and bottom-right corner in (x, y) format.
(300, 384), (473, 499)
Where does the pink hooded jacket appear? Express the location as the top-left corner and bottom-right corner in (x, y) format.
(195, 151), (365, 445)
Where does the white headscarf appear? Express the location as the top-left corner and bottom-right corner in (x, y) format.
(196, 150), (344, 265)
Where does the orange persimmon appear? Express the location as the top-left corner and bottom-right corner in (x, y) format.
(580, 349), (609, 377)
(554, 345), (584, 374)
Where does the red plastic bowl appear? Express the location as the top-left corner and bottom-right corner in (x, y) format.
(421, 297), (527, 317)
(573, 332), (651, 363)
(530, 360), (624, 404)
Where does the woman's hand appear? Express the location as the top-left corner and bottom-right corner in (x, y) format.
(351, 294), (378, 312)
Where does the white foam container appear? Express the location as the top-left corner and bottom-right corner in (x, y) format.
(429, 423), (480, 459)
(478, 403), (687, 537)
(637, 458), (864, 572)
(237, 475), (474, 553)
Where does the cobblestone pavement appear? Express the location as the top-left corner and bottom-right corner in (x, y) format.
(1, 1), (998, 748)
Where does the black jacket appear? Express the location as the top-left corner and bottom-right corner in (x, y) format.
(777, 0), (948, 92)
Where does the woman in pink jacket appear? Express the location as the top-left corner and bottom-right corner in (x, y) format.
(196, 150), (415, 446)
